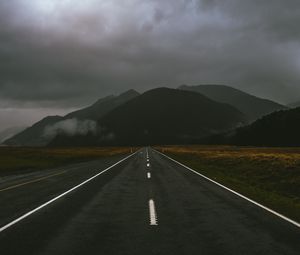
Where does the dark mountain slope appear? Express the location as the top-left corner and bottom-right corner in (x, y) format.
(65, 89), (140, 120)
(179, 84), (286, 122)
(3, 90), (140, 146)
(50, 88), (246, 146)
(0, 126), (27, 144)
(100, 88), (247, 145)
(4, 116), (63, 146)
(229, 107), (300, 146)
(288, 101), (300, 108)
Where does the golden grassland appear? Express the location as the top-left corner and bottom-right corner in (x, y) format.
(0, 147), (135, 176)
(156, 145), (300, 222)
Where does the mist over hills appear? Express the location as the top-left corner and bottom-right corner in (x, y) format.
(3, 84), (292, 147)
(179, 84), (286, 122)
(50, 88), (245, 146)
(4, 116), (63, 146)
(4, 90), (139, 146)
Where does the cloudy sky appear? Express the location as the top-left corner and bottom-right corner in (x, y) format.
(1, 0), (300, 130)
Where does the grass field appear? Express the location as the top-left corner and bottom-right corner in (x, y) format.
(156, 145), (300, 222)
(0, 147), (135, 176)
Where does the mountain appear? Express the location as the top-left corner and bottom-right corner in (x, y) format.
(50, 88), (246, 146)
(3, 90), (140, 146)
(64, 89), (140, 120)
(227, 107), (300, 146)
(179, 84), (287, 122)
(4, 116), (64, 146)
(0, 126), (27, 144)
(288, 101), (300, 108)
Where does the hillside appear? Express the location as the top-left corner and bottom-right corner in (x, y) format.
(288, 101), (300, 108)
(3, 90), (139, 146)
(179, 84), (286, 122)
(64, 89), (140, 120)
(0, 126), (27, 144)
(4, 116), (63, 146)
(50, 88), (246, 146)
(229, 107), (300, 146)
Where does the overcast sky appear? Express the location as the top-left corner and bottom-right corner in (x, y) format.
(1, 0), (300, 130)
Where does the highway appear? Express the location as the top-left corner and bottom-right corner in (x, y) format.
(0, 147), (299, 254)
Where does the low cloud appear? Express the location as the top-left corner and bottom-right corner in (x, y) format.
(43, 118), (98, 138)
(101, 132), (116, 142)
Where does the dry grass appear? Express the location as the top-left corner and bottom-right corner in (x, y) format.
(156, 145), (300, 222)
(0, 147), (135, 176)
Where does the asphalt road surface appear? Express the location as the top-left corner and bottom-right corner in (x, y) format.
(0, 147), (299, 255)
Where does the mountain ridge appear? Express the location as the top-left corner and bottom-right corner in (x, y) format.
(288, 101), (300, 108)
(5, 85), (291, 147)
(179, 84), (287, 122)
(0, 126), (27, 144)
(227, 107), (300, 146)
(3, 89), (140, 146)
(50, 88), (246, 146)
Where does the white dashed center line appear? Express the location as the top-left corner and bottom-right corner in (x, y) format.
(149, 199), (158, 225)
(147, 172), (151, 179)
(147, 163), (150, 167)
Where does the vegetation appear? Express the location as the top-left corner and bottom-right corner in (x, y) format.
(156, 145), (300, 222)
(0, 147), (134, 176)
(230, 107), (300, 146)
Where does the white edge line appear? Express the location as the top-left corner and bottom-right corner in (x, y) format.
(149, 199), (158, 225)
(0, 150), (140, 233)
(154, 149), (300, 228)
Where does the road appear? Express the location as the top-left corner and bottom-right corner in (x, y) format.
(0, 147), (299, 254)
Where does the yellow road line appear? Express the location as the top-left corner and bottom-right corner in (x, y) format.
(0, 171), (67, 192)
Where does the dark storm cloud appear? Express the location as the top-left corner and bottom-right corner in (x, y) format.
(1, 0), (300, 108)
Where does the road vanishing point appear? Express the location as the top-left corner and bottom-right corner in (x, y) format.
(0, 147), (299, 255)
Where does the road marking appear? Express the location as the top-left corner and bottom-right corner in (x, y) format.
(0, 171), (67, 193)
(147, 158), (149, 162)
(154, 149), (300, 229)
(147, 172), (151, 179)
(149, 199), (158, 225)
(147, 163), (150, 167)
(0, 151), (139, 233)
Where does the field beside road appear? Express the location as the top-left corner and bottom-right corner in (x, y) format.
(156, 145), (300, 222)
(0, 147), (135, 176)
